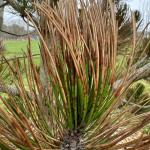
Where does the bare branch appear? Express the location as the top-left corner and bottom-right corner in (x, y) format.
(130, 61), (150, 82)
(0, 28), (35, 37)
(114, 59), (150, 89)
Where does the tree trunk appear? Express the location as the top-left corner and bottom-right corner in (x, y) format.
(0, 1), (4, 35)
(39, 0), (59, 87)
(0, 2), (4, 53)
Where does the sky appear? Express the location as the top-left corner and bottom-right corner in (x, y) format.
(4, 6), (27, 27)
(127, 0), (140, 10)
(3, 0), (147, 27)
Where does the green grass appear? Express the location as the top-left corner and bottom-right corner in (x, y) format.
(4, 40), (41, 86)
(4, 40), (40, 56)
(4, 40), (40, 65)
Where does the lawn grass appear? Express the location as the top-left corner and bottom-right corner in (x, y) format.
(4, 39), (40, 65)
(4, 40), (40, 56)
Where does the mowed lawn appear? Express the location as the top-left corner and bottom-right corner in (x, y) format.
(4, 40), (40, 65)
(4, 40), (40, 56)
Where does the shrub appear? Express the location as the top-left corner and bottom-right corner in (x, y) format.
(0, 1), (150, 150)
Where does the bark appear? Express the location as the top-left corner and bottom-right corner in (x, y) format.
(0, 1), (5, 54)
(113, 59), (150, 108)
(39, 0), (59, 88)
(131, 61), (150, 82)
(113, 60), (150, 89)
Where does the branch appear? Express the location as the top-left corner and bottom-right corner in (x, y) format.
(113, 59), (150, 89)
(22, 17), (35, 28)
(4, 0), (38, 26)
(0, 29), (35, 37)
(131, 61), (150, 82)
